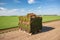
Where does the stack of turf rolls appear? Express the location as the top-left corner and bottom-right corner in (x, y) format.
(19, 13), (42, 34)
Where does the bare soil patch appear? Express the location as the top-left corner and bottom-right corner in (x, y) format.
(0, 26), (19, 34)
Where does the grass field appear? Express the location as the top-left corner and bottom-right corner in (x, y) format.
(0, 16), (18, 29)
(42, 16), (60, 22)
(0, 16), (60, 29)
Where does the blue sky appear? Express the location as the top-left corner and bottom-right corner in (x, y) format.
(0, 0), (60, 16)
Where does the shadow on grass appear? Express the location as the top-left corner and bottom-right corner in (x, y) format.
(32, 26), (55, 35)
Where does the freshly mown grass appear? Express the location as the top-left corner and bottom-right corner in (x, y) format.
(0, 15), (60, 29)
(0, 16), (18, 29)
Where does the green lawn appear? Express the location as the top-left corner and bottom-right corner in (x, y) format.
(0, 16), (60, 29)
(42, 16), (60, 22)
(0, 16), (18, 29)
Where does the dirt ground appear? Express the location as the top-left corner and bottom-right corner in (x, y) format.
(0, 20), (60, 40)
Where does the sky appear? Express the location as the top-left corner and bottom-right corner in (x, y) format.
(0, 0), (60, 16)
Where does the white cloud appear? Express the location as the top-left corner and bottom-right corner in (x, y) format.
(0, 3), (7, 6)
(0, 7), (59, 16)
(8, 9), (19, 12)
(0, 7), (7, 10)
(14, 0), (20, 3)
(20, 9), (25, 12)
(0, 7), (27, 16)
(28, 0), (35, 4)
(0, 7), (20, 16)
(37, 6), (41, 9)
